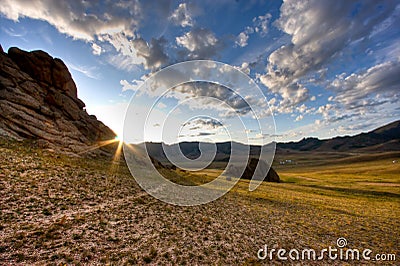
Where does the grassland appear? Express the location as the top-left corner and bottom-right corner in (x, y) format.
(0, 138), (399, 265)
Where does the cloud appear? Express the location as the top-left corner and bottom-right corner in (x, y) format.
(233, 62), (251, 75)
(316, 103), (335, 119)
(329, 60), (400, 111)
(0, 0), (169, 71)
(178, 117), (223, 139)
(252, 12), (271, 37)
(171, 82), (251, 115)
(101, 32), (145, 66)
(107, 52), (143, 72)
(0, 0), (140, 41)
(236, 32), (250, 48)
(270, 0), (395, 86)
(235, 27), (254, 47)
(239, 62), (250, 75)
(169, 3), (193, 27)
(369, 4), (400, 38)
(235, 12), (271, 48)
(67, 62), (101, 80)
(296, 104), (307, 113)
(2, 26), (26, 37)
(196, 132), (215, 136)
(120, 78), (145, 92)
(131, 37), (169, 70)
(263, 81), (309, 114)
(179, 132), (216, 138)
(183, 118), (223, 130)
(91, 43), (102, 55)
(258, 0), (396, 112)
(295, 114), (304, 122)
(176, 28), (223, 59)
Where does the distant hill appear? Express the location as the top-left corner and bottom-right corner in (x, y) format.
(278, 120), (400, 152)
(143, 141), (267, 164)
(144, 120), (400, 163)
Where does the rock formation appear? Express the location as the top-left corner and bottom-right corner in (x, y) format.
(0, 46), (116, 155)
(226, 158), (280, 182)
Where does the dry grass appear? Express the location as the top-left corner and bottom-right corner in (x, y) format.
(0, 138), (398, 265)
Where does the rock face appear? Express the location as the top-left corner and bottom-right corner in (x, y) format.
(0, 46), (116, 155)
(226, 158), (280, 182)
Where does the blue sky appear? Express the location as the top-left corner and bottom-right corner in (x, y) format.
(1, 0), (399, 144)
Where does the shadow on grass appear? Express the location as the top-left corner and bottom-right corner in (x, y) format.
(303, 184), (400, 199)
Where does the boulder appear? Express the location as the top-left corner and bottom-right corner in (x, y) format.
(226, 158), (280, 182)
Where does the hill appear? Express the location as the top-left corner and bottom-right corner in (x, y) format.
(278, 120), (400, 152)
(144, 120), (400, 164)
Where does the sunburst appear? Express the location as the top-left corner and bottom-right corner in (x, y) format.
(78, 135), (125, 165)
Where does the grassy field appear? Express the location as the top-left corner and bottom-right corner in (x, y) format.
(0, 138), (399, 264)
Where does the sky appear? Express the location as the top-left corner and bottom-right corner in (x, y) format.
(0, 0), (399, 144)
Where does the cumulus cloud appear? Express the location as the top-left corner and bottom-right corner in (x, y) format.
(262, 80), (309, 114)
(253, 12), (272, 37)
(316, 103), (335, 119)
(236, 32), (250, 48)
(169, 3), (193, 27)
(91, 43), (102, 55)
(258, 0), (396, 113)
(176, 28), (223, 59)
(235, 12), (271, 48)
(171, 82), (251, 115)
(107, 53), (143, 72)
(329, 60), (400, 110)
(271, 0), (395, 87)
(235, 27), (254, 47)
(0, 0), (171, 71)
(101, 33), (169, 71)
(295, 114), (304, 122)
(120, 78), (144, 92)
(0, 0), (140, 41)
(131, 37), (169, 70)
(234, 62), (251, 75)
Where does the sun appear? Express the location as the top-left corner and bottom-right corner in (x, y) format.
(78, 132), (124, 158)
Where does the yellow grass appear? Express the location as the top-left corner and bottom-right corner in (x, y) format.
(1, 138), (398, 264)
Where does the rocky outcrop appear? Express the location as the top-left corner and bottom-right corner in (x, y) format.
(226, 158), (280, 182)
(0, 46), (116, 155)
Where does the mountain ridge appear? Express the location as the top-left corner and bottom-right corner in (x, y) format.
(278, 119), (400, 152)
(144, 119), (400, 162)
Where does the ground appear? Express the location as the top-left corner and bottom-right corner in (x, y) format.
(0, 138), (399, 265)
